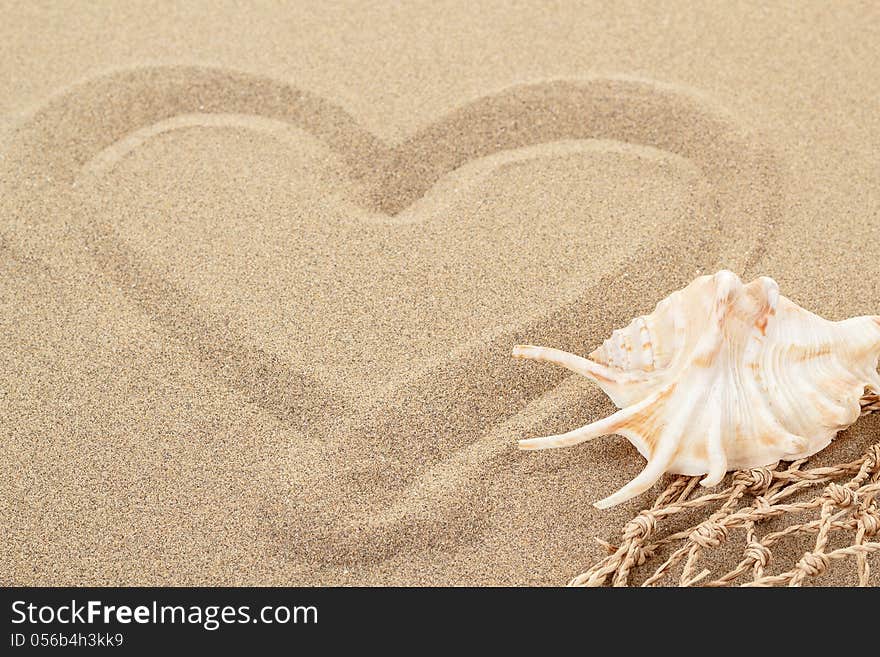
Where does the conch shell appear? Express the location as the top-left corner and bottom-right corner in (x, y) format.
(513, 271), (880, 509)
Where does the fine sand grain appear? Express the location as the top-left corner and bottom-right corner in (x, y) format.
(1, 2), (878, 585)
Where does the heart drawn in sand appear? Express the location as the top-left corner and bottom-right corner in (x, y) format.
(2, 66), (780, 565)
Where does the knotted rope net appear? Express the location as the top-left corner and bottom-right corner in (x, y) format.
(573, 392), (880, 587)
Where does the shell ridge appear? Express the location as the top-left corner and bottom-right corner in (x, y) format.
(515, 272), (880, 508)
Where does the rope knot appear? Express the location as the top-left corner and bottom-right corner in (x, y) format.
(824, 483), (858, 507)
(734, 467), (773, 494)
(744, 541), (772, 567)
(797, 551), (829, 577)
(623, 512), (657, 541)
(689, 522), (729, 549)
(859, 508), (880, 536)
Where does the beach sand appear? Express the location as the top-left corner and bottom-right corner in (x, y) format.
(1, 1), (878, 585)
